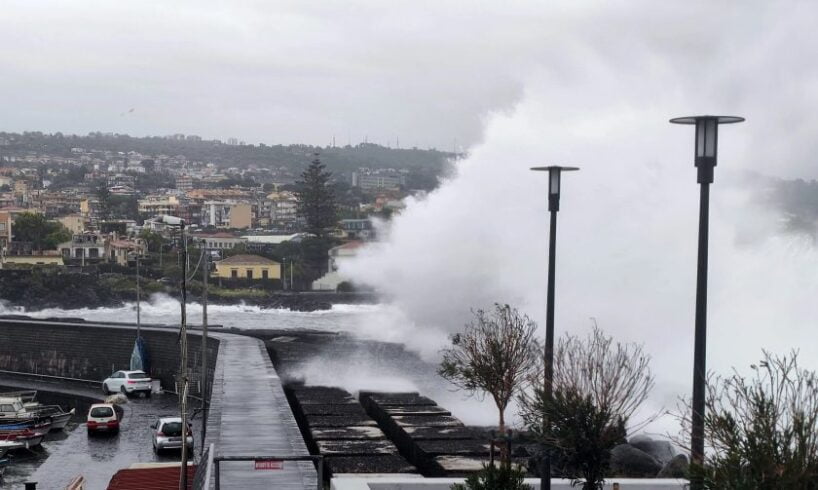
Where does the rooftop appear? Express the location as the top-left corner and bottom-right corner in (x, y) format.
(217, 254), (279, 266)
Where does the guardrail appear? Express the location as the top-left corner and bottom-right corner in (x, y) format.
(213, 454), (324, 490)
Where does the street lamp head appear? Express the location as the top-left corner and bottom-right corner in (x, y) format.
(670, 115), (745, 184)
(531, 166), (580, 212)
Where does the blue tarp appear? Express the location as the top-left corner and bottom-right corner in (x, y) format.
(129, 336), (150, 373)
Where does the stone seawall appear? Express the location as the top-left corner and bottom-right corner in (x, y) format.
(0, 318), (219, 396)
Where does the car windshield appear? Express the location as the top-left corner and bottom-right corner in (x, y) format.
(128, 373), (148, 379)
(162, 422), (183, 436)
(90, 407), (113, 417)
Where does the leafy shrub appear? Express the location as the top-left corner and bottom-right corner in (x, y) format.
(678, 350), (818, 489)
(450, 461), (531, 490)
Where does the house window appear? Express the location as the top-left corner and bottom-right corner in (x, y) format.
(75, 248), (83, 258)
(231, 269), (238, 278)
(246, 269), (253, 279)
(89, 248), (99, 258)
(262, 269), (268, 279)
(0, 223), (5, 231)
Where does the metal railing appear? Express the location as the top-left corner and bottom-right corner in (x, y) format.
(213, 454), (324, 490)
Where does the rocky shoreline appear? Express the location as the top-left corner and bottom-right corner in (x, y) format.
(0, 270), (377, 312)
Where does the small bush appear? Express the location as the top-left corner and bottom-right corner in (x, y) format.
(678, 350), (818, 489)
(450, 461), (531, 490)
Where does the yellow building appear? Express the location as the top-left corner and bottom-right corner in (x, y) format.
(213, 254), (280, 281)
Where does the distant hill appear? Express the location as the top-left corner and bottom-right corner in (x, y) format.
(0, 131), (458, 188)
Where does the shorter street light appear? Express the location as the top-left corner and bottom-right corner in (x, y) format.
(669, 115), (744, 490)
(530, 165), (579, 490)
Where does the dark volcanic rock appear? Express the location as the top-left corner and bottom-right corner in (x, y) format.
(629, 435), (676, 464)
(657, 454), (689, 478)
(325, 455), (416, 475)
(610, 443), (663, 477)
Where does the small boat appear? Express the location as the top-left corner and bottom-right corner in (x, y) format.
(29, 405), (75, 431)
(0, 439), (25, 458)
(0, 428), (47, 448)
(0, 395), (57, 430)
(2, 392), (75, 431)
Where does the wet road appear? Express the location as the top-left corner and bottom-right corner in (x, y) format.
(3, 392), (203, 490)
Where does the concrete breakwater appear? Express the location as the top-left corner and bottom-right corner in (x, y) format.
(0, 317), (218, 398)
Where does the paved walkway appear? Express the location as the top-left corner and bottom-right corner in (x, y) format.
(206, 333), (316, 489)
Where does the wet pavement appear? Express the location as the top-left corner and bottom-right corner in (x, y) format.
(2, 392), (202, 490)
(205, 332), (316, 489)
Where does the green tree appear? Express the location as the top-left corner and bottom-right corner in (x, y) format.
(295, 154), (338, 237)
(12, 212), (72, 251)
(678, 350), (818, 489)
(96, 183), (112, 221)
(139, 230), (166, 253)
(439, 304), (540, 446)
(518, 327), (654, 490)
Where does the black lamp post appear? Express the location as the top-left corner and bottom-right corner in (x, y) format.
(669, 115), (744, 488)
(530, 165), (579, 490)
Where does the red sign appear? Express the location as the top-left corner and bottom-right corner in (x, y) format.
(255, 460), (284, 470)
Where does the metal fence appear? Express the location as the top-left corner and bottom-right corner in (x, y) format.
(192, 444), (214, 490)
(213, 454), (324, 490)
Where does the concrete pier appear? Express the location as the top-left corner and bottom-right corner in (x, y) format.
(205, 333), (316, 489)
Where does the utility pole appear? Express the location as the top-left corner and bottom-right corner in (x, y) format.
(161, 215), (190, 490)
(200, 243), (209, 455)
(136, 255), (141, 337)
(179, 219), (189, 490)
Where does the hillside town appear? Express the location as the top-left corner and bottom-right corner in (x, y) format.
(0, 132), (447, 295)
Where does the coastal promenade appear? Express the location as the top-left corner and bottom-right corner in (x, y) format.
(0, 317), (316, 489)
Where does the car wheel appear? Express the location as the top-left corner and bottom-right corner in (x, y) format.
(145, 391), (152, 399)
(120, 386), (128, 397)
(102, 383), (109, 394)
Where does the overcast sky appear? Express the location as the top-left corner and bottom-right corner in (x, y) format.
(2, 1), (818, 177)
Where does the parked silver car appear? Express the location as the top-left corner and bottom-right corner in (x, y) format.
(151, 417), (193, 453)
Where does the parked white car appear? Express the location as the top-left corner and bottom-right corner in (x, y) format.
(102, 370), (152, 397)
(151, 417), (193, 453)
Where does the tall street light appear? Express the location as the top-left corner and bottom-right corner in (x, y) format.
(530, 165), (579, 490)
(669, 115), (744, 488)
(161, 214), (190, 490)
